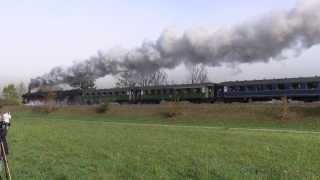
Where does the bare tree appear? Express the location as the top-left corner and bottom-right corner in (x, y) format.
(115, 71), (137, 88)
(188, 64), (209, 84)
(116, 70), (168, 88)
(143, 70), (168, 87)
(16, 82), (27, 97)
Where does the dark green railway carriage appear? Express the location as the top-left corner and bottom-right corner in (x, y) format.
(79, 83), (216, 105)
(140, 83), (216, 103)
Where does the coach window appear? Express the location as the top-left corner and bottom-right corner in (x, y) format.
(247, 85), (255, 91)
(278, 84), (285, 90)
(307, 82), (318, 90)
(256, 85), (263, 91)
(163, 89), (167, 95)
(157, 89), (161, 95)
(239, 86), (245, 92)
(265, 84), (273, 91)
(183, 89), (188, 94)
(292, 83), (301, 89)
(169, 89), (174, 95)
(115, 92), (119, 96)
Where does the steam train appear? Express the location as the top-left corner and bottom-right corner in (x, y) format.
(22, 76), (320, 105)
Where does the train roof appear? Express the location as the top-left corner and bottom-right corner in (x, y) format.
(87, 83), (216, 92)
(221, 76), (320, 86)
(141, 83), (215, 90)
(23, 76), (320, 97)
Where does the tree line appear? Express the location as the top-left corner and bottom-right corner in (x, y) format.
(0, 82), (27, 106)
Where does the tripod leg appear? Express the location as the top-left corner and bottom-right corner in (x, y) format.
(0, 142), (11, 180)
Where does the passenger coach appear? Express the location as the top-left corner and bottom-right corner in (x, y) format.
(81, 83), (216, 104)
(219, 77), (320, 102)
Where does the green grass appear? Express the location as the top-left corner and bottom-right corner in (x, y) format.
(2, 105), (320, 179)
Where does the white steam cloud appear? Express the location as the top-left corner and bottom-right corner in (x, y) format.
(30, 0), (320, 89)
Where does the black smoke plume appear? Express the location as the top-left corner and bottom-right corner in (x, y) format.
(30, 0), (320, 89)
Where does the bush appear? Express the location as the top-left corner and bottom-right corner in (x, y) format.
(32, 106), (58, 114)
(96, 100), (110, 114)
(0, 98), (20, 106)
(160, 110), (179, 119)
(160, 101), (182, 119)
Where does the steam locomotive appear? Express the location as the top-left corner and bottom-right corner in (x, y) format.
(22, 76), (320, 105)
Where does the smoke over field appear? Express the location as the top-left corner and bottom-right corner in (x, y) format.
(30, 0), (320, 89)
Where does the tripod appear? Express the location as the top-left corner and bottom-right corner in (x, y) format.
(0, 124), (11, 180)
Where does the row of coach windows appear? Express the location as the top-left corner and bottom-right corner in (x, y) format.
(86, 91), (126, 96)
(228, 82), (319, 92)
(85, 88), (206, 96)
(144, 88), (202, 95)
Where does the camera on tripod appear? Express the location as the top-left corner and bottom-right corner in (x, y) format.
(0, 112), (11, 143)
(0, 112), (11, 125)
(0, 112), (12, 180)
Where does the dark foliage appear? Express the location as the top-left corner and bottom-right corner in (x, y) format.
(96, 100), (110, 114)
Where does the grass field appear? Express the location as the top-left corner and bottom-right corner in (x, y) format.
(2, 104), (320, 179)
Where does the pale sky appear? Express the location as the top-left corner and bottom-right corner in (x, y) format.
(1, 0), (319, 89)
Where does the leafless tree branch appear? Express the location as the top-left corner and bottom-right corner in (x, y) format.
(116, 70), (168, 88)
(188, 64), (209, 84)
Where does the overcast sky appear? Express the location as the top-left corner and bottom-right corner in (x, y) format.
(1, 0), (319, 88)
